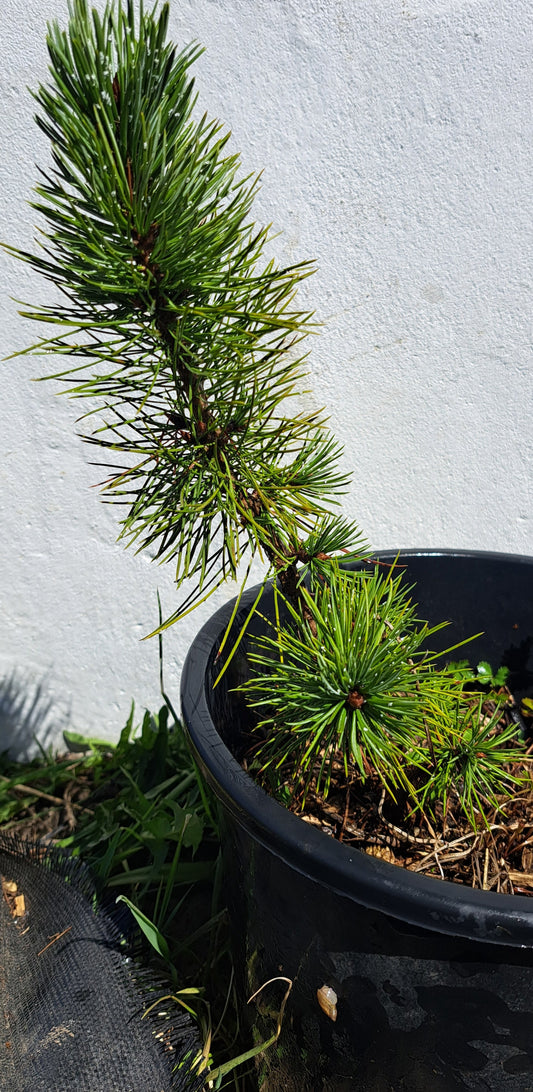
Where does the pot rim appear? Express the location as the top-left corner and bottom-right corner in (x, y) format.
(181, 549), (533, 947)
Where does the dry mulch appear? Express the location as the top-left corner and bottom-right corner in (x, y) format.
(252, 697), (533, 896)
(0, 757), (95, 843)
(297, 770), (533, 896)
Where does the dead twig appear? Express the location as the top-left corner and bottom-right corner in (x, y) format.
(1, 779), (94, 816)
(37, 926), (72, 957)
(378, 789), (433, 847)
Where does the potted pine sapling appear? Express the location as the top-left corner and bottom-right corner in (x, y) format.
(6, 1), (533, 1088)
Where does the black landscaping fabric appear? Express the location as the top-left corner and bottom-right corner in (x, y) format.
(0, 835), (204, 1092)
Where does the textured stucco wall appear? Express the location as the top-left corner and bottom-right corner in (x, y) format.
(1, 0), (532, 754)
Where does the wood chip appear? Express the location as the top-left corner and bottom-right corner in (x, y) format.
(2, 876), (27, 920)
(300, 814), (335, 836)
(507, 870), (533, 885)
(365, 844), (397, 864)
(522, 846), (533, 871)
(13, 894), (25, 917)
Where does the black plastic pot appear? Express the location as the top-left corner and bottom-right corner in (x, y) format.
(181, 551), (533, 1091)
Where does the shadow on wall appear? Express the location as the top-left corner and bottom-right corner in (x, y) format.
(0, 670), (71, 759)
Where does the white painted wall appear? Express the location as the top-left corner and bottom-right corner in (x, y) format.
(1, 0), (532, 755)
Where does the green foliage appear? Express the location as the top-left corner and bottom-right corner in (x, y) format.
(6, 0), (527, 851)
(0, 703), (256, 1088)
(446, 659), (510, 689)
(60, 704), (214, 904)
(0, 729), (113, 827)
(241, 563), (455, 797)
(116, 894), (171, 960)
(241, 563), (527, 827)
(419, 697), (526, 827)
(7, 0), (362, 629)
